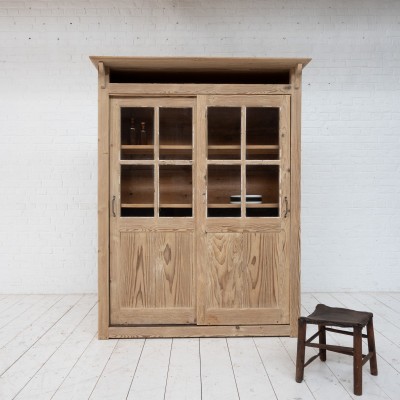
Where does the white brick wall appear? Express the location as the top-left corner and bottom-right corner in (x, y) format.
(0, 0), (399, 293)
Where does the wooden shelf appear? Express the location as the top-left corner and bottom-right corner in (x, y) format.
(246, 203), (279, 208)
(208, 145), (240, 155)
(160, 204), (192, 208)
(208, 203), (279, 208)
(246, 145), (279, 154)
(121, 203), (154, 208)
(208, 145), (279, 155)
(121, 145), (154, 154)
(208, 204), (241, 208)
(160, 145), (192, 150)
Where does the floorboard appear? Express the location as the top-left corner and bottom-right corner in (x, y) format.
(0, 293), (398, 400)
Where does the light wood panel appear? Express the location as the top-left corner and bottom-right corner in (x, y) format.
(244, 233), (279, 308)
(97, 63), (110, 339)
(110, 232), (195, 325)
(90, 56), (311, 71)
(203, 233), (288, 325)
(206, 233), (244, 309)
(155, 232), (194, 308)
(289, 64), (302, 337)
(109, 324), (291, 338)
(119, 233), (154, 309)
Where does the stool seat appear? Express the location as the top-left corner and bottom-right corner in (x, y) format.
(303, 304), (373, 328)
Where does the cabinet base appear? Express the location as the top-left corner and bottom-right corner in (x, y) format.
(105, 324), (291, 339)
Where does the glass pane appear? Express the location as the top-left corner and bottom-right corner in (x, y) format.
(246, 107), (279, 160)
(121, 107), (154, 160)
(208, 165), (241, 217)
(246, 165), (279, 217)
(208, 107), (241, 160)
(159, 108), (192, 160)
(121, 165), (154, 217)
(159, 165), (192, 217)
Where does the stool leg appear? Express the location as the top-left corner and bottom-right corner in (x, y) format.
(296, 318), (307, 383)
(353, 327), (363, 396)
(367, 318), (378, 376)
(318, 324), (326, 361)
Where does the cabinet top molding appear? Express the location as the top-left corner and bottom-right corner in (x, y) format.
(89, 56), (311, 72)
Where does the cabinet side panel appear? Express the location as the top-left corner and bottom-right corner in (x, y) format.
(155, 232), (194, 308)
(290, 65), (302, 336)
(98, 66), (110, 339)
(118, 233), (155, 309)
(206, 233), (244, 308)
(243, 233), (278, 308)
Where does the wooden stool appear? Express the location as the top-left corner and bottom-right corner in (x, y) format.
(295, 304), (378, 396)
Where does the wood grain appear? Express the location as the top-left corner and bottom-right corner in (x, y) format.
(243, 233), (278, 308)
(289, 64), (302, 336)
(155, 232), (193, 308)
(97, 64), (110, 339)
(119, 233), (154, 309)
(108, 324), (291, 338)
(207, 233), (244, 309)
(90, 56), (311, 71)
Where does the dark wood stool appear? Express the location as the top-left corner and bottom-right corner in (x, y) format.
(296, 304), (378, 396)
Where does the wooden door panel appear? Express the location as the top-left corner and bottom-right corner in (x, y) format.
(206, 233), (244, 308)
(243, 233), (279, 308)
(203, 232), (288, 325)
(111, 232), (195, 325)
(119, 232), (154, 309)
(155, 232), (194, 308)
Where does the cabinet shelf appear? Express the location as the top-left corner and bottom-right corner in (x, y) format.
(208, 203), (279, 208)
(121, 145), (154, 154)
(160, 203), (192, 208)
(208, 145), (279, 155)
(121, 203), (154, 208)
(247, 145), (279, 154)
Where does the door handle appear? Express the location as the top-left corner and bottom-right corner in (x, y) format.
(112, 196), (116, 217)
(284, 196), (290, 218)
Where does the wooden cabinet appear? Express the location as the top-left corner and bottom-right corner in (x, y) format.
(91, 56), (310, 339)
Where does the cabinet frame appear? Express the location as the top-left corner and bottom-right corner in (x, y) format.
(92, 56), (310, 339)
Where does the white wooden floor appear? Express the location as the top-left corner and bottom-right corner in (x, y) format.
(0, 293), (399, 399)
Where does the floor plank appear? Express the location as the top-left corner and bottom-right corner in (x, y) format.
(0, 295), (27, 314)
(0, 295), (44, 328)
(0, 295), (62, 348)
(227, 337), (276, 399)
(89, 339), (145, 400)
(0, 295), (96, 400)
(254, 337), (315, 400)
(0, 295), (81, 377)
(127, 339), (172, 400)
(51, 334), (117, 400)
(164, 338), (201, 400)
(200, 338), (239, 400)
(15, 302), (98, 400)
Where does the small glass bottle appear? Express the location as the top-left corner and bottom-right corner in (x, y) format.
(140, 122), (147, 145)
(129, 117), (137, 145)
